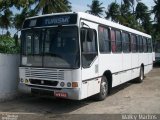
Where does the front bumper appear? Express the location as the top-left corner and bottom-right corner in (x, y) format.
(18, 83), (81, 100)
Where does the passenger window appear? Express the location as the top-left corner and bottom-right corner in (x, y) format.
(116, 30), (122, 52)
(136, 36), (139, 52)
(143, 37), (148, 53)
(139, 36), (143, 53)
(147, 39), (152, 53)
(131, 34), (137, 53)
(122, 32), (130, 53)
(98, 26), (111, 53)
(111, 30), (116, 52)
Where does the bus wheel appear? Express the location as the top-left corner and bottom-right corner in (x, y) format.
(94, 76), (108, 101)
(136, 66), (144, 83)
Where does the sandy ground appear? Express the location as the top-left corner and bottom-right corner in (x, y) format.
(0, 67), (160, 120)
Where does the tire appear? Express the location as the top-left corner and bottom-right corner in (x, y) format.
(136, 66), (144, 83)
(94, 76), (108, 101)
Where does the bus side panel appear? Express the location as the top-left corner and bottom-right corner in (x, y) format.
(121, 53), (132, 84)
(131, 53), (139, 79)
(99, 54), (122, 87)
(139, 53), (144, 67)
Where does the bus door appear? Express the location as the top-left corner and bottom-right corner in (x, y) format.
(80, 22), (100, 98)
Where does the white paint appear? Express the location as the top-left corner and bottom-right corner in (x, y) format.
(0, 54), (20, 102)
(19, 12), (153, 100)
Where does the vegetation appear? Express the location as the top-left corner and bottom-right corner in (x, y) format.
(86, 0), (104, 17)
(0, 0), (160, 54)
(86, 0), (160, 42)
(0, 35), (19, 54)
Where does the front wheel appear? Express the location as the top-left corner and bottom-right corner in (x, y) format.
(94, 76), (108, 101)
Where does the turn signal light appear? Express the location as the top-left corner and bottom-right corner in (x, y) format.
(72, 82), (78, 88)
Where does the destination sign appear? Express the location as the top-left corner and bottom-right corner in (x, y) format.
(23, 14), (77, 28)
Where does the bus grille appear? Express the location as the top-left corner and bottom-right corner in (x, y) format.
(25, 68), (64, 80)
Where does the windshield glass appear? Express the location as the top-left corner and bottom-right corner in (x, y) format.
(21, 26), (80, 68)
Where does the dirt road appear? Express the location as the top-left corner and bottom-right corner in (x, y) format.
(0, 68), (160, 120)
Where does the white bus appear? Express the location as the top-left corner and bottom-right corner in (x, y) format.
(155, 41), (160, 63)
(19, 12), (154, 100)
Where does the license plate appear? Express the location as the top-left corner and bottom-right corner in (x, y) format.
(54, 92), (68, 98)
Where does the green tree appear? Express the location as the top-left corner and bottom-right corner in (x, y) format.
(119, 3), (131, 25)
(105, 2), (120, 22)
(34, 0), (71, 14)
(135, 2), (152, 34)
(0, 9), (12, 34)
(86, 0), (104, 17)
(152, 0), (160, 40)
(135, 2), (148, 23)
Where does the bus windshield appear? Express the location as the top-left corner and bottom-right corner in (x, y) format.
(21, 26), (80, 68)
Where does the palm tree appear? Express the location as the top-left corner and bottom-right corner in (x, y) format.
(63, 0), (72, 12)
(152, 0), (160, 40)
(13, 0), (36, 33)
(153, 0), (160, 23)
(105, 2), (120, 22)
(123, 0), (141, 13)
(86, 0), (104, 17)
(135, 2), (148, 23)
(135, 2), (152, 34)
(34, 0), (71, 14)
(118, 4), (131, 25)
(0, 9), (12, 34)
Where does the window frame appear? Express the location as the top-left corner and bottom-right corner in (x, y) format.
(122, 31), (131, 53)
(80, 27), (98, 68)
(111, 28), (122, 53)
(131, 34), (138, 53)
(98, 25), (111, 53)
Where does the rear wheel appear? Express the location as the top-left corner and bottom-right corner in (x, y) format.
(94, 76), (108, 101)
(136, 66), (144, 83)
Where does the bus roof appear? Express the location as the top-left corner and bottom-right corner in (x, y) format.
(25, 12), (151, 38)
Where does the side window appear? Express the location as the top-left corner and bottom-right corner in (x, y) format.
(115, 30), (122, 52)
(136, 36), (139, 52)
(122, 32), (130, 53)
(147, 38), (152, 53)
(81, 28), (97, 68)
(98, 26), (111, 53)
(143, 37), (148, 53)
(111, 30), (116, 52)
(139, 36), (143, 53)
(131, 34), (137, 53)
(111, 29), (122, 53)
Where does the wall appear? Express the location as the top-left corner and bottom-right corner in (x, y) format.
(0, 54), (20, 102)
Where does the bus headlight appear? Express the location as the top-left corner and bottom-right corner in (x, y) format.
(25, 79), (29, 84)
(67, 82), (71, 87)
(60, 82), (65, 87)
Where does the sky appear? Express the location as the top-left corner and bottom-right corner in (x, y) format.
(69, 0), (155, 13)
